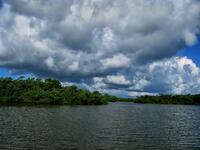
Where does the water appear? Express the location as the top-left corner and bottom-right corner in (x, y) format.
(0, 102), (200, 150)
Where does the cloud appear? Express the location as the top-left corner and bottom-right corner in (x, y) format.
(0, 0), (200, 96)
(128, 91), (157, 97)
(184, 31), (198, 46)
(132, 57), (200, 95)
(101, 53), (130, 69)
(90, 57), (200, 97)
(106, 75), (131, 86)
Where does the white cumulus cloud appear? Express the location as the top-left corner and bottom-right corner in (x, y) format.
(106, 75), (131, 86)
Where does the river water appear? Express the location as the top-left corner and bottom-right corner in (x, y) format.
(0, 102), (200, 150)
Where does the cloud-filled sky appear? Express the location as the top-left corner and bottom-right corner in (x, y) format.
(0, 0), (200, 97)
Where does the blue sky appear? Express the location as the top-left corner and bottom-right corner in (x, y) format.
(177, 41), (200, 67)
(0, 67), (31, 79)
(0, 68), (9, 77)
(0, 0), (200, 97)
(0, 0), (3, 8)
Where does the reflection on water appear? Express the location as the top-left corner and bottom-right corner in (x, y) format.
(0, 102), (200, 150)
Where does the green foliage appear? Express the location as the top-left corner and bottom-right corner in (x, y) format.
(0, 77), (121, 105)
(134, 94), (200, 105)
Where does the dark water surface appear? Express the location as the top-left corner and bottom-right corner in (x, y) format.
(0, 102), (200, 150)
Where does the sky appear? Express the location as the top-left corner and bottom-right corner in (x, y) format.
(0, 0), (200, 97)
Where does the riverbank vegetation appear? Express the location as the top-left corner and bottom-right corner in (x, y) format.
(1, 77), (199, 106)
(134, 95), (200, 105)
(0, 77), (120, 105)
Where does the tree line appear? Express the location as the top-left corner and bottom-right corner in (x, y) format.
(0, 77), (119, 105)
(134, 94), (200, 105)
(1, 77), (199, 106)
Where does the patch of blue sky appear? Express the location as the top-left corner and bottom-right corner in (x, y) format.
(0, 67), (31, 79)
(177, 37), (200, 67)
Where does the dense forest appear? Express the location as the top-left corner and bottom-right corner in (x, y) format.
(0, 77), (121, 105)
(134, 95), (200, 105)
